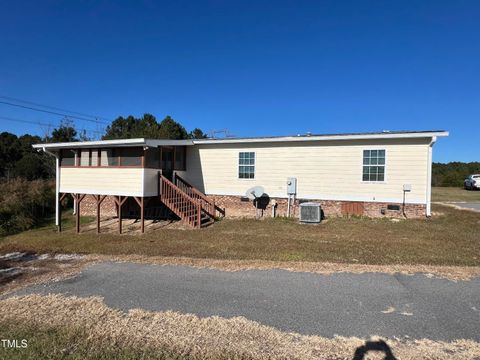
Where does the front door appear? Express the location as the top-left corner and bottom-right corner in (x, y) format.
(161, 147), (174, 180)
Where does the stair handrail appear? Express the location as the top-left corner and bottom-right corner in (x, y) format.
(176, 176), (215, 217)
(159, 173), (202, 228)
(174, 173), (225, 217)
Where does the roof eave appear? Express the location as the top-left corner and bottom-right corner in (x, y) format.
(193, 131), (449, 144)
(32, 138), (148, 149)
(32, 138), (196, 150)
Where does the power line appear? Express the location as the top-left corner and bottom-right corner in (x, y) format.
(0, 115), (54, 128)
(0, 95), (111, 122)
(0, 115), (104, 135)
(0, 100), (110, 125)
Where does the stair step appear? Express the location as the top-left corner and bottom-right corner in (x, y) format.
(201, 218), (214, 227)
(160, 178), (217, 228)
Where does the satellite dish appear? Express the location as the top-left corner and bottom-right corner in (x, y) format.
(246, 186), (264, 200)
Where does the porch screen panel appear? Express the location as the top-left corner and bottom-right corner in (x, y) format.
(145, 147), (160, 168)
(100, 149), (118, 166)
(91, 149), (99, 166)
(60, 149), (75, 166)
(121, 147), (142, 166)
(80, 150), (90, 166)
(174, 146), (186, 170)
(161, 148), (173, 169)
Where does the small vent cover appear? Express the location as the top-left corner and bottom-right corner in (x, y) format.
(387, 204), (400, 211)
(299, 202), (321, 223)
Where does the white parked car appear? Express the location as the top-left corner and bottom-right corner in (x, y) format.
(464, 174), (480, 190)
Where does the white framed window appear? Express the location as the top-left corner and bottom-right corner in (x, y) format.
(362, 149), (385, 182)
(239, 152), (255, 179)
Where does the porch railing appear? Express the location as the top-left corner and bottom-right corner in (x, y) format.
(158, 173), (202, 228)
(174, 173), (225, 218)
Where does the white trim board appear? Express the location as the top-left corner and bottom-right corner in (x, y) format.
(59, 188), (158, 197)
(33, 138), (194, 150)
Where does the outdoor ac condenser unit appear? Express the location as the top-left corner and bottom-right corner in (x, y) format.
(299, 202), (322, 223)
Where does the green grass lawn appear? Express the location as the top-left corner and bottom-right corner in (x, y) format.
(432, 186), (480, 202)
(1, 203), (479, 266)
(0, 321), (182, 360)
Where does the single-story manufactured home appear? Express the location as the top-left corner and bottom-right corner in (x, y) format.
(33, 130), (448, 232)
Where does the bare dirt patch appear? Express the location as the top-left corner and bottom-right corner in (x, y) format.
(0, 294), (478, 360)
(0, 252), (91, 295)
(81, 216), (190, 234)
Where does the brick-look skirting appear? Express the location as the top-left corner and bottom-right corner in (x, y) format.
(77, 193), (426, 219)
(79, 195), (117, 217)
(208, 195), (426, 219)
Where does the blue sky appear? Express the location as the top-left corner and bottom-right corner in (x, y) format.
(1, 1), (479, 162)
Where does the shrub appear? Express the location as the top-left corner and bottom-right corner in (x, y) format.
(0, 178), (55, 235)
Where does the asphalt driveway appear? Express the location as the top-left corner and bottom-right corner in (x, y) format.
(452, 202), (480, 212)
(11, 262), (480, 341)
(437, 201), (480, 212)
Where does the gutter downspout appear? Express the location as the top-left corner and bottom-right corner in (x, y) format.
(426, 136), (437, 217)
(42, 147), (60, 227)
(72, 150), (78, 215)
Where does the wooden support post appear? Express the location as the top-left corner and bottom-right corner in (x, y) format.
(96, 195), (106, 234)
(116, 196), (128, 234)
(118, 196), (123, 234)
(58, 196), (62, 233)
(158, 170), (162, 197)
(74, 194), (86, 234)
(91, 195), (103, 234)
(58, 193), (67, 232)
(96, 195), (101, 234)
(133, 196), (145, 234)
(141, 197), (145, 233)
(74, 194), (80, 233)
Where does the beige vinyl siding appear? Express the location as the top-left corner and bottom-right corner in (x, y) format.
(183, 138), (430, 204)
(60, 168), (159, 197)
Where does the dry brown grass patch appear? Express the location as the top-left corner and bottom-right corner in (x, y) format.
(2, 204), (479, 268)
(0, 294), (478, 359)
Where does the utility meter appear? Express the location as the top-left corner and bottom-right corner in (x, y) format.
(287, 177), (297, 194)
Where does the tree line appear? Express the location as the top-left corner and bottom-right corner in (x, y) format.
(432, 162), (480, 187)
(1, 113), (478, 186)
(0, 114), (207, 180)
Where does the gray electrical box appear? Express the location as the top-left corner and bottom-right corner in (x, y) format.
(287, 177), (297, 194)
(403, 184), (412, 192)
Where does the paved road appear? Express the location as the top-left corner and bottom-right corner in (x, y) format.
(11, 262), (480, 341)
(451, 202), (480, 212)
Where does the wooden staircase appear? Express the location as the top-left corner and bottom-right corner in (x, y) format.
(158, 173), (220, 228)
(174, 174), (225, 219)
